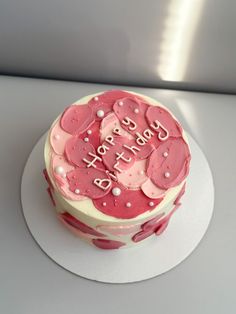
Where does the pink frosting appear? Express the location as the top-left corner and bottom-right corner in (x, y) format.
(47, 90), (191, 219)
(67, 167), (112, 199)
(88, 90), (137, 120)
(50, 122), (72, 155)
(96, 224), (140, 236)
(100, 112), (132, 141)
(146, 106), (183, 138)
(174, 183), (186, 205)
(147, 137), (191, 189)
(47, 187), (56, 206)
(116, 159), (148, 190)
(52, 154), (75, 174)
(92, 238), (125, 249)
(58, 214), (95, 240)
(101, 135), (136, 172)
(93, 182), (163, 219)
(132, 213), (165, 242)
(65, 137), (104, 169)
(51, 154), (87, 201)
(61, 105), (94, 134)
(132, 185), (187, 242)
(141, 178), (165, 198)
(60, 212), (105, 237)
(77, 121), (101, 149)
(113, 97), (150, 134)
(43, 169), (54, 191)
(129, 137), (155, 160)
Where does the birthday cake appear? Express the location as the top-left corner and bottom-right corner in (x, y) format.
(43, 90), (191, 249)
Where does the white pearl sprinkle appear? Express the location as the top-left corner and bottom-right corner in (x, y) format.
(118, 101), (123, 106)
(94, 96), (99, 101)
(75, 189), (80, 194)
(112, 187), (121, 196)
(84, 137), (89, 142)
(163, 152), (168, 157)
(54, 134), (60, 140)
(96, 110), (105, 118)
(126, 202), (132, 208)
(134, 108), (139, 114)
(149, 201), (154, 207)
(102, 202), (107, 207)
(139, 170), (144, 175)
(87, 130), (92, 135)
(164, 171), (170, 178)
(54, 166), (64, 175)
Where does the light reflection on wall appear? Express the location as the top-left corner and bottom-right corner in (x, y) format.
(175, 98), (201, 141)
(158, 0), (205, 82)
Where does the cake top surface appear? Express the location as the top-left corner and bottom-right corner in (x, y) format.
(45, 90), (191, 220)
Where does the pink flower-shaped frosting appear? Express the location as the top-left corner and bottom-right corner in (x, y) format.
(48, 90), (191, 219)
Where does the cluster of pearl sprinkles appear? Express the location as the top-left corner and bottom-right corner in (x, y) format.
(96, 187), (156, 208)
(83, 129), (92, 143)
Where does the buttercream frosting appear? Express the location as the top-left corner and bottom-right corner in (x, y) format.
(43, 90), (191, 249)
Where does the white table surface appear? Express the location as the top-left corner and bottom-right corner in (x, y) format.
(0, 75), (235, 314)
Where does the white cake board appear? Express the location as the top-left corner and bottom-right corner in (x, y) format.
(21, 132), (214, 283)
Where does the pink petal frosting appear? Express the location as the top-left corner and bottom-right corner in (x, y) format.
(67, 167), (112, 199)
(116, 159), (148, 190)
(50, 122), (72, 155)
(100, 112), (132, 141)
(146, 106), (182, 138)
(113, 97), (150, 134)
(65, 137), (104, 169)
(88, 90), (137, 120)
(51, 154), (87, 201)
(141, 178), (165, 199)
(58, 214), (95, 240)
(147, 137), (191, 189)
(60, 105), (94, 134)
(60, 212), (105, 237)
(101, 136), (136, 172)
(92, 238), (125, 249)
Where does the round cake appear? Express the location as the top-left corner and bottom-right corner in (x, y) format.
(43, 90), (191, 249)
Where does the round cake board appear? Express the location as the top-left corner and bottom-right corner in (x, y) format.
(21, 132), (214, 283)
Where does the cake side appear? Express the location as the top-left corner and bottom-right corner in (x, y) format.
(43, 90), (191, 249)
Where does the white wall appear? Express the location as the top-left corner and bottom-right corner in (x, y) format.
(1, 0), (236, 93)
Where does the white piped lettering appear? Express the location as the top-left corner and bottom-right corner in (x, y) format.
(113, 128), (122, 136)
(150, 120), (169, 141)
(143, 129), (154, 140)
(115, 152), (132, 163)
(106, 170), (118, 181)
(93, 178), (112, 191)
(123, 144), (140, 155)
(105, 135), (115, 146)
(113, 161), (123, 173)
(97, 144), (110, 155)
(82, 152), (102, 168)
(135, 132), (148, 146)
(122, 117), (137, 131)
